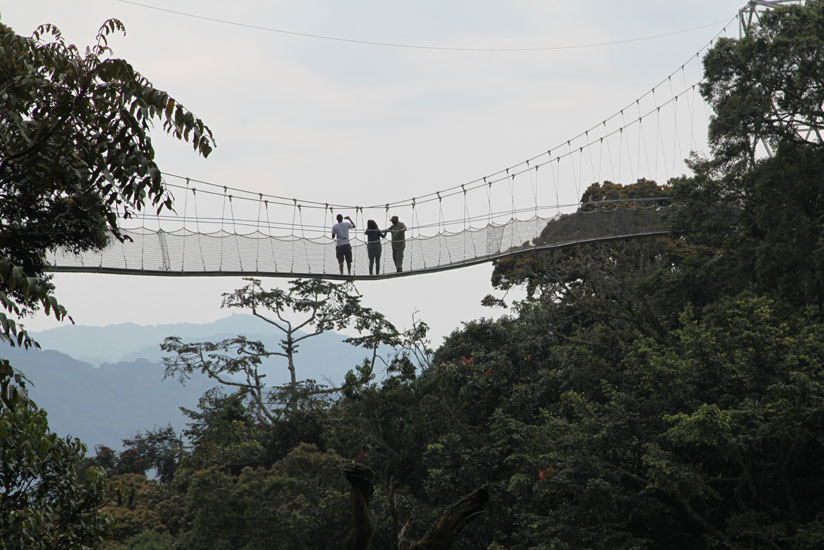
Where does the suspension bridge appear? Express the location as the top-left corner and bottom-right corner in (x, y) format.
(45, 2), (793, 280)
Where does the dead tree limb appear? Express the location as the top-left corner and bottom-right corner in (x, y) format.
(411, 486), (489, 550)
(344, 465), (489, 550)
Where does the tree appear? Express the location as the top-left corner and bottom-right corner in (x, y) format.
(162, 278), (400, 420)
(491, 297), (824, 549)
(0, 18), (213, 402)
(176, 443), (350, 550)
(701, 1), (824, 170)
(174, 389), (267, 477)
(111, 530), (175, 550)
(488, 180), (681, 355)
(343, 463), (489, 550)
(0, 17), (213, 546)
(118, 426), (184, 486)
(0, 404), (112, 548)
(669, 0), (824, 316)
(100, 473), (173, 545)
(0, 19), (213, 278)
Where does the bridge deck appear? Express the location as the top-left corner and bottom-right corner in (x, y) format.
(46, 206), (672, 280)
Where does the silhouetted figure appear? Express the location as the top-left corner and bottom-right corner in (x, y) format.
(331, 213), (355, 275)
(385, 215), (407, 272)
(364, 219), (385, 275)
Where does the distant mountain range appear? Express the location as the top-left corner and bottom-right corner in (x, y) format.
(3, 315), (377, 450)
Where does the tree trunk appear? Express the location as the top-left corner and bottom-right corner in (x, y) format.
(345, 463), (375, 550)
(286, 335), (297, 411)
(344, 464), (489, 550)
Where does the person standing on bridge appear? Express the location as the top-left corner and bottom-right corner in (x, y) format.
(364, 219), (385, 275)
(385, 215), (407, 272)
(331, 213), (355, 275)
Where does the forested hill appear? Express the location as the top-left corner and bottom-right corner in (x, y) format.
(31, 314), (352, 365)
(2, 346), (213, 449)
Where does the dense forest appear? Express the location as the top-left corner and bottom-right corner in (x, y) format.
(3, 1), (824, 549)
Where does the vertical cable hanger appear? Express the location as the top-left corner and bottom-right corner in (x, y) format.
(586, 131), (597, 189)
(510, 172), (521, 250)
(297, 202), (310, 274)
(218, 186), (228, 272)
(681, 64), (697, 152)
(639, 99), (652, 179)
(192, 187), (206, 271)
(323, 204), (329, 274)
(179, 177), (190, 272)
(461, 185), (467, 263)
(569, 141), (580, 205)
(264, 200), (278, 272)
(548, 152), (559, 213)
(601, 124), (614, 190)
(139, 191), (148, 271)
(383, 203), (389, 276)
(485, 177), (492, 227)
(228, 194), (243, 271)
(412, 198), (425, 269)
(531, 165), (540, 241)
(462, 184), (476, 262)
(669, 75), (683, 176)
(351, 206), (361, 275)
(438, 191), (452, 267)
(617, 117), (624, 183)
(621, 109), (635, 185)
(290, 199), (297, 272)
(254, 193), (263, 272)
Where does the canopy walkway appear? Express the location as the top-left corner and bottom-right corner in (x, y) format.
(45, 2), (795, 280)
(47, 203), (673, 280)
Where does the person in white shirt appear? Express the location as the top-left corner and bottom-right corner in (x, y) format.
(331, 213), (355, 275)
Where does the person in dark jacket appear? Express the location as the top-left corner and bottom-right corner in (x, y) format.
(385, 215), (407, 272)
(364, 219), (385, 275)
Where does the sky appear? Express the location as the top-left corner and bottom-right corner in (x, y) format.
(0, 0), (748, 346)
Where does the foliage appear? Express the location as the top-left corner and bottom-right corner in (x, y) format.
(120, 426), (183, 485)
(162, 278), (400, 419)
(0, 17), (212, 550)
(177, 443), (349, 550)
(101, 474), (172, 544)
(0, 19), (213, 278)
(110, 530), (175, 550)
(702, 0), (824, 169)
(0, 404), (111, 548)
(8, 4), (824, 548)
(488, 297), (824, 549)
(0, 17), (212, 408)
(579, 178), (671, 211)
(88, 427), (183, 486)
(0, 256), (69, 409)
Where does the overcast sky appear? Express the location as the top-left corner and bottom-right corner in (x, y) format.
(1, 0), (747, 344)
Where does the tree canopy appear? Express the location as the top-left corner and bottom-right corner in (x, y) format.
(0, 18), (214, 401)
(0, 18), (213, 548)
(7, 2), (824, 549)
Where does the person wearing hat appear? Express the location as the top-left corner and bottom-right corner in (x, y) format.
(331, 213), (355, 275)
(384, 215), (407, 272)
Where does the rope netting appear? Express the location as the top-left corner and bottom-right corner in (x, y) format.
(46, 12), (751, 279)
(47, 204), (672, 278)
